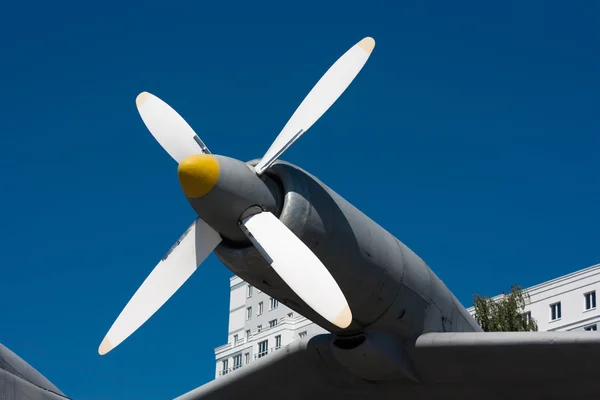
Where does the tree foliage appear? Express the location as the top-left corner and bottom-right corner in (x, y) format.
(472, 284), (538, 332)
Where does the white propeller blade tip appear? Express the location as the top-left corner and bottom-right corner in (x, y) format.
(333, 304), (352, 329)
(136, 91), (152, 107)
(98, 337), (113, 356)
(358, 37), (376, 54)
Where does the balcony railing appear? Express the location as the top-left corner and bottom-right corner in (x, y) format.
(215, 315), (306, 354)
(217, 346), (282, 377)
(254, 346), (281, 360)
(218, 363), (242, 376)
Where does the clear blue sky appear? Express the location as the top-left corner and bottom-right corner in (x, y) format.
(1, 1), (598, 399)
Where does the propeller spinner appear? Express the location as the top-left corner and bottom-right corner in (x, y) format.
(99, 37), (375, 355)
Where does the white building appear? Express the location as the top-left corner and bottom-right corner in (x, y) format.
(213, 276), (327, 378)
(215, 263), (600, 377)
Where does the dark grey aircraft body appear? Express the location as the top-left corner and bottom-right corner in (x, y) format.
(0, 343), (68, 400)
(6, 156), (600, 400)
(74, 37), (600, 399)
(5, 35), (598, 400)
(176, 159), (600, 400)
(215, 159), (481, 340)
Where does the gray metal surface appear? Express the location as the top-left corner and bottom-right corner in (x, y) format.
(177, 333), (600, 400)
(179, 158), (600, 399)
(9, 155), (595, 399)
(186, 155), (282, 244)
(215, 160), (481, 338)
(413, 331), (600, 384)
(0, 344), (68, 400)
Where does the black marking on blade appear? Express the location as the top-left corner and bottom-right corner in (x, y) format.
(162, 220), (196, 261)
(258, 128), (304, 174)
(193, 135), (210, 154)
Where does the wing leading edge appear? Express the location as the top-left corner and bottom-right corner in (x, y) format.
(0, 343), (69, 399)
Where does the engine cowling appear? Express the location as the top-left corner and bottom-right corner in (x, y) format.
(214, 159), (480, 337)
(330, 330), (418, 382)
(214, 160), (409, 333)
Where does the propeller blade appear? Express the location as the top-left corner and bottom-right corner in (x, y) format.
(240, 212), (352, 328)
(99, 218), (221, 355)
(254, 37), (375, 175)
(136, 92), (210, 163)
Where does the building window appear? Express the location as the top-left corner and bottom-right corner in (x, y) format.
(550, 302), (562, 321)
(584, 324), (597, 331)
(258, 302), (263, 315)
(585, 291), (596, 310)
(258, 340), (268, 358)
(222, 359), (229, 375)
(246, 307), (252, 320)
(270, 297), (279, 310)
(287, 312), (294, 318)
(247, 285), (253, 298)
(299, 330), (307, 338)
(275, 335), (281, 349)
(245, 353), (250, 364)
(246, 329), (251, 339)
(520, 311), (532, 325)
(233, 354), (242, 370)
(233, 334), (238, 343)
(269, 319), (278, 328)
(257, 324), (262, 332)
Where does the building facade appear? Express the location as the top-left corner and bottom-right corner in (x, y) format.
(215, 263), (600, 377)
(213, 276), (327, 378)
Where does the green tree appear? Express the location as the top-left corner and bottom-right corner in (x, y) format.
(472, 284), (538, 332)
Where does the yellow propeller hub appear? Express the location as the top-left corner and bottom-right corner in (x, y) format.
(177, 154), (220, 198)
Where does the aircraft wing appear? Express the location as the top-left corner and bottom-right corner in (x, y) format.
(175, 334), (385, 400)
(0, 343), (69, 400)
(175, 332), (600, 400)
(412, 331), (600, 396)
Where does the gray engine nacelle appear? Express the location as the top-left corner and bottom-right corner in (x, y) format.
(215, 160), (413, 334)
(214, 160), (478, 337)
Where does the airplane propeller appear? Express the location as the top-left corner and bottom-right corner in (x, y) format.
(99, 37), (375, 356)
